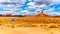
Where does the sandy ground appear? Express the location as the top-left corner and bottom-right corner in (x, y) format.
(0, 26), (60, 34)
(0, 17), (60, 34)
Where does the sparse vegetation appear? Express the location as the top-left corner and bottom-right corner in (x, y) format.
(0, 17), (60, 28)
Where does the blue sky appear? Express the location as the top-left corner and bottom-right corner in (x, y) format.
(0, 0), (60, 16)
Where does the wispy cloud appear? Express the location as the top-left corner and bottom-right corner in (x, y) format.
(0, 0), (60, 16)
(43, 3), (60, 16)
(53, 0), (60, 3)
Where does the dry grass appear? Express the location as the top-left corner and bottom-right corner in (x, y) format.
(0, 16), (59, 27)
(0, 17), (60, 34)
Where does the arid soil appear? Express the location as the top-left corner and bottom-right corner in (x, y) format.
(0, 15), (60, 34)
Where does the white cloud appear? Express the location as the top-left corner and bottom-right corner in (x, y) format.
(12, 9), (42, 16)
(0, 0), (26, 5)
(19, 10), (39, 15)
(43, 8), (60, 16)
(0, 0), (58, 16)
(27, 2), (35, 6)
(53, 0), (60, 3)
(12, 10), (29, 15)
(35, 0), (52, 5)
(27, 3), (47, 15)
(21, 10), (29, 12)
(0, 0), (10, 2)
(28, 5), (36, 9)
(34, 0), (60, 5)
(28, 0), (33, 2)
(0, 10), (12, 15)
(38, 4), (47, 8)
(47, 12), (60, 16)
(35, 9), (42, 14)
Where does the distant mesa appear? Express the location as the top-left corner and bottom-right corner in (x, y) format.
(25, 11), (49, 17)
(25, 12), (60, 17)
(0, 13), (60, 17)
(36, 13), (48, 17)
(0, 14), (25, 17)
(2, 14), (13, 17)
